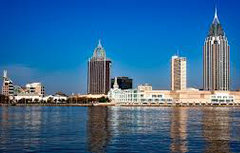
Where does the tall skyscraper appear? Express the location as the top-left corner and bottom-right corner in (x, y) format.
(111, 77), (133, 90)
(87, 40), (111, 95)
(171, 55), (187, 91)
(203, 9), (230, 91)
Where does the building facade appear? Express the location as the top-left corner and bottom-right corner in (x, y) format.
(1, 70), (15, 96)
(111, 77), (132, 90)
(25, 83), (45, 97)
(1, 70), (45, 99)
(108, 84), (240, 106)
(171, 55), (187, 91)
(87, 40), (111, 95)
(203, 9), (230, 91)
(108, 84), (173, 105)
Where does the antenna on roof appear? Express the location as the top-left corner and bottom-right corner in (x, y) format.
(3, 70), (7, 78)
(177, 49), (180, 56)
(98, 39), (102, 47)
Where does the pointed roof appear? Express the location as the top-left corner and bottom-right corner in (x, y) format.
(92, 39), (106, 59)
(98, 39), (102, 48)
(208, 8), (225, 37)
(212, 7), (220, 24)
(113, 77), (119, 89)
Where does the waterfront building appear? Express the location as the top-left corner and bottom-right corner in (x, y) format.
(14, 82), (45, 101)
(108, 84), (240, 105)
(1, 70), (45, 100)
(87, 40), (111, 95)
(108, 84), (173, 105)
(15, 93), (67, 103)
(203, 9), (230, 91)
(25, 82), (45, 97)
(15, 93), (43, 102)
(2, 70), (14, 96)
(42, 94), (68, 103)
(171, 55), (187, 91)
(111, 77), (132, 90)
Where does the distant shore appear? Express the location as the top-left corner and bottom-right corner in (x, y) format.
(0, 103), (115, 107)
(117, 105), (240, 107)
(1, 103), (240, 107)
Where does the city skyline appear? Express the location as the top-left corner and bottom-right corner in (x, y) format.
(0, 0), (240, 94)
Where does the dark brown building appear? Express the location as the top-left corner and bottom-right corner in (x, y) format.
(87, 40), (111, 95)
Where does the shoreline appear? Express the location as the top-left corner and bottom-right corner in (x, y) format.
(1, 103), (240, 107)
(0, 103), (115, 107)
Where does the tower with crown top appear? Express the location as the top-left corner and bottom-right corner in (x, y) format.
(203, 8), (230, 91)
(87, 40), (112, 94)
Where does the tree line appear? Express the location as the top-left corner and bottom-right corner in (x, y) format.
(0, 94), (110, 104)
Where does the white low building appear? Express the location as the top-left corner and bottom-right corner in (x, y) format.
(43, 94), (68, 103)
(108, 79), (173, 105)
(211, 93), (235, 105)
(108, 79), (239, 105)
(15, 93), (43, 101)
(15, 94), (68, 103)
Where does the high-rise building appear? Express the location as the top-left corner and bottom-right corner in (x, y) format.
(171, 55), (187, 91)
(111, 77), (133, 90)
(203, 9), (230, 91)
(1, 70), (15, 96)
(87, 40), (111, 95)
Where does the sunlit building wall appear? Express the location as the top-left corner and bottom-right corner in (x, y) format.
(171, 55), (187, 91)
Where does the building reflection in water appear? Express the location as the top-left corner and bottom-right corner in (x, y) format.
(202, 107), (231, 153)
(0, 107), (10, 147)
(87, 107), (111, 153)
(170, 107), (188, 153)
(0, 107), (43, 151)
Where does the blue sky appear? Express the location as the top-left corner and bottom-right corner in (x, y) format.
(0, 0), (239, 94)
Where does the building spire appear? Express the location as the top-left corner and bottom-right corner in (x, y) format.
(177, 49), (180, 56)
(3, 70), (7, 78)
(113, 77), (119, 89)
(98, 39), (102, 47)
(213, 6), (220, 24)
(214, 7), (218, 18)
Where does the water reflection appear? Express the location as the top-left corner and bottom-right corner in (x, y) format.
(86, 107), (240, 152)
(87, 107), (111, 153)
(0, 107), (240, 152)
(0, 107), (43, 152)
(170, 108), (188, 153)
(0, 107), (10, 148)
(202, 107), (231, 153)
(0, 107), (88, 152)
